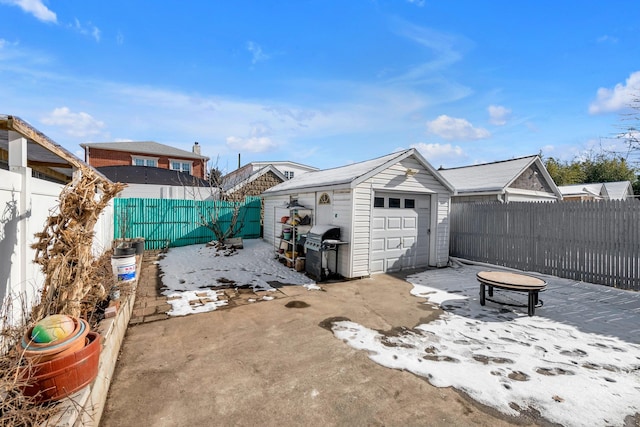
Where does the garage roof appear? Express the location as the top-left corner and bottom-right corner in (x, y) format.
(439, 155), (542, 193)
(263, 148), (454, 196)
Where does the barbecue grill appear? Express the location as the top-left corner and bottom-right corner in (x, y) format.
(304, 225), (345, 281)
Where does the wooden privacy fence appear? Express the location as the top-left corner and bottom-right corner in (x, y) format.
(449, 200), (640, 290)
(113, 196), (262, 249)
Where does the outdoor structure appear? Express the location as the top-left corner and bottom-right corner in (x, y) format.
(558, 181), (634, 201)
(243, 160), (318, 180)
(97, 165), (214, 200)
(439, 155), (562, 203)
(262, 149), (454, 277)
(81, 140), (209, 180)
(221, 164), (285, 201)
(0, 115), (114, 315)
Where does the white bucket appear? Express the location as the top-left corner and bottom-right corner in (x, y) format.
(111, 255), (137, 283)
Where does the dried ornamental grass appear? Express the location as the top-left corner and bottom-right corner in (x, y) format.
(31, 167), (125, 320)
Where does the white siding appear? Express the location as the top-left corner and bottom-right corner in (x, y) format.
(351, 185), (372, 277)
(366, 158), (450, 194)
(435, 193), (450, 266)
(330, 190), (353, 277)
(118, 184), (215, 200)
(263, 195), (290, 245)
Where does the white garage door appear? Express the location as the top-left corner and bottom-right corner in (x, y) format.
(370, 192), (430, 273)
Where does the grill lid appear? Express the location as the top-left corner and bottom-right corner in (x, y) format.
(308, 224), (340, 237)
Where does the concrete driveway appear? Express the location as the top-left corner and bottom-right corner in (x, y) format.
(100, 264), (539, 426)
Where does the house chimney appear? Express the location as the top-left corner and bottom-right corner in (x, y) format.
(192, 141), (201, 155)
(238, 153), (241, 170)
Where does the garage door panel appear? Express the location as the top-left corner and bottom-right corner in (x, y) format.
(403, 217), (417, 229)
(403, 236), (416, 249)
(386, 258), (401, 272)
(372, 217), (385, 230)
(387, 217), (402, 229)
(371, 238), (385, 251)
(386, 237), (401, 250)
(370, 260), (384, 273)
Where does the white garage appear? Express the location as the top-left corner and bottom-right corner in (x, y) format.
(262, 149), (454, 278)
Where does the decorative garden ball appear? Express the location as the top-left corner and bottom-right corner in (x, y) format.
(31, 314), (75, 343)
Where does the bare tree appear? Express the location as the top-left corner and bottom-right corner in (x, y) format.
(178, 159), (255, 243)
(616, 92), (640, 166)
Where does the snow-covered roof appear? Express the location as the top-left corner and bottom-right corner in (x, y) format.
(263, 149), (453, 195)
(438, 155), (538, 193)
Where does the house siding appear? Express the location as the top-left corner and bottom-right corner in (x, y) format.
(435, 193), (451, 266)
(263, 195), (290, 246)
(509, 163), (554, 193)
(331, 190), (354, 277)
(227, 170), (282, 201)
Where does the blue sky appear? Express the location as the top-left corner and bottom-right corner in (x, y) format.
(1, 0), (639, 173)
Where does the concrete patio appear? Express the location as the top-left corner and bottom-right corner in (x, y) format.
(99, 251), (640, 426)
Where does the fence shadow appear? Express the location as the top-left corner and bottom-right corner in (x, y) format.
(0, 193), (31, 303)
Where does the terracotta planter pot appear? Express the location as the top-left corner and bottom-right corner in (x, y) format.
(21, 331), (101, 403)
(21, 318), (90, 363)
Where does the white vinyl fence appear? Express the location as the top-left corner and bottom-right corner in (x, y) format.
(449, 200), (640, 290)
(0, 167), (114, 323)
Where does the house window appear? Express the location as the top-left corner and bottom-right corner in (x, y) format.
(389, 198), (401, 208)
(319, 193), (331, 204)
(170, 160), (192, 174)
(404, 199), (415, 209)
(374, 197), (385, 208)
(132, 156), (158, 167)
(284, 171), (295, 179)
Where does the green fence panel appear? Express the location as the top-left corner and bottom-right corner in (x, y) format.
(114, 196), (262, 250)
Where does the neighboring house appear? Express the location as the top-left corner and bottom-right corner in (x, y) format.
(242, 160), (318, 180)
(262, 148), (454, 278)
(221, 164), (285, 201)
(1, 115), (113, 314)
(438, 155), (562, 203)
(97, 165), (214, 200)
(559, 181), (634, 201)
(81, 141), (209, 180)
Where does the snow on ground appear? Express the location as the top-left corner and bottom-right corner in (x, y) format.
(158, 239), (316, 316)
(332, 265), (640, 427)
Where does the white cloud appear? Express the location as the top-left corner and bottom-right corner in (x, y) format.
(116, 31), (124, 45)
(246, 41), (269, 64)
(226, 136), (276, 153)
(71, 18), (101, 42)
(487, 104), (511, 126)
(406, 0), (425, 6)
(411, 142), (465, 167)
(0, 0), (56, 23)
(226, 122), (278, 153)
(589, 71), (640, 114)
(426, 115), (490, 141)
(41, 107), (105, 137)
